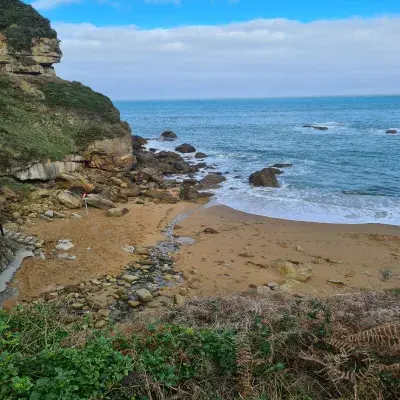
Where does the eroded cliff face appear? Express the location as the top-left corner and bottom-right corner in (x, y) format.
(0, 33), (61, 76)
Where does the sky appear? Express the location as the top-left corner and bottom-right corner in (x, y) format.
(26, 0), (400, 100)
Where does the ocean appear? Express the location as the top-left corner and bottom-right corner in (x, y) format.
(116, 96), (400, 225)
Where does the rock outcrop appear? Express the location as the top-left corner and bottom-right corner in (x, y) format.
(175, 143), (196, 153)
(0, 1), (61, 76)
(386, 129), (397, 134)
(249, 168), (280, 188)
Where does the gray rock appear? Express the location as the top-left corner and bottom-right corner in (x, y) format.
(175, 143), (196, 153)
(106, 208), (130, 217)
(86, 194), (116, 210)
(256, 286), (271, 296)
(57, 191), (83, 209)
(136, 288), (153, 303)
(44, 210), (54, 218)
(56, 239), (75, 251)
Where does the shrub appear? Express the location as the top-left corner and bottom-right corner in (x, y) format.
(0, 0), (57, 52)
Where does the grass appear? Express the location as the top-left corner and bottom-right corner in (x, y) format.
(0, 291), (399, 400)
(0, 0), (57, 52)
(0, 72), (130, 173)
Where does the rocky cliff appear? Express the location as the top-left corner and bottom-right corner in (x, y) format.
(0, 0), (61, 76)
(0, 0), (134, 180)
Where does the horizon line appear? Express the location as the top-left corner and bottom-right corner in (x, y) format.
(112, 93), (400, 102)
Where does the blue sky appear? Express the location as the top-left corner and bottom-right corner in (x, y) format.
(30, 0), (400, 27)
(26, 0), (400, 99)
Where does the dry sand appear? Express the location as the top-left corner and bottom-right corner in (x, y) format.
(173, 205), (400, 297)
(7, 201), (194, 305)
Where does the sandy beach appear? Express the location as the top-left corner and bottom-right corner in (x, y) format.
(6, 201), (194, 305)
(172, 204), (400, 297)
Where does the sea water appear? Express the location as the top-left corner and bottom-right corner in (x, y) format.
(116, 96), (400, 225)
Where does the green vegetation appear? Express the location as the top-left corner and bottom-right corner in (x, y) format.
(0, 0), (57, 52)
(0, 72), (130, 172)
(0, 295), (398, 400)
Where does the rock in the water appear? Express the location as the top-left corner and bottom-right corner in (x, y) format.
(175, 143), (196, 153)
(106, 207), (130, 217)
(195, 152), (208, 159)
(57, 191), (83, 209)
(303, 125), (328, 131)
(386, 129), (397, 134)
(161, 131), (177, 141)
(136, 288), (153, 303)
(271, 163), (292, 168)
(272, 259), (315, 282)
(198, 173), (226, 189)
(132, 135), (148, 149)
(86, 194), (116, 209)
(249, 168), (280, 188)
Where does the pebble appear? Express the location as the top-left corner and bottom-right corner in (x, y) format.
(174, 294), (185, 305)
(94, 320), (106, 329)
(122, 245), (135, 254)
(71, 303), (84, 310)
(98, 309), (111, 318)
(128, 300), (140, 308)
(91, 279), (102, 285)
(267, 282), (279, 290)
(256, 286), (271, 296)
(121, 274), (139, 283)
(136, 288), (153, 303)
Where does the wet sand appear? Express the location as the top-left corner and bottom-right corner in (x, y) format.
(173, 205), (400, 297)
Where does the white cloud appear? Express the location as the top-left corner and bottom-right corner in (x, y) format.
(144, 0), (180, 4)
(54, 17), (400, 99)
(31, 0), (82, 10)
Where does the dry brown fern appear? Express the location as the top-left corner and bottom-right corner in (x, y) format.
(236, 331), (253, 399)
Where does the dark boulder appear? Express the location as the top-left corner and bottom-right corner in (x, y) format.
(132, 135), (148, 150)
(269, 167), (284, 175)
(195, 152), (208, 159)
(303, 125), (328, 131)
(175, 143), (196, 153)
(160, 131), (177, 141)
(271, 163), (292, 168)
(249, 168), (280, 188)
(198, 173), (226, 189)
(386, 129), (397, 134)
(196, 162), (207, 169)
(180, 186), (214, 202)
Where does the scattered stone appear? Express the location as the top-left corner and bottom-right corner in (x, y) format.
(44, 210), (54, 218)
(135, 246), (150, 256)
(203, 227), (218, 234)
(136, 288), (153, 303)
(280, 279), (317, 296)
(91, 279), (102, 285)
(128, 300), (141, 308)
(122, 274), (139, 283)
(174, 294), (185, 305)
(238, 252), (255, 258)
(295, 245), (304, 252)
(45, 292), (59, 300)
(195, 152), (208, 159)
(56, 239), (75, 251)
(86, 194), (116, 210)
(106, 207), (130, 217)
(256, 286), (271, 296)
(94, 320), (106, 329)
(71, 303), (84, 310)
(249, 168), (280, 188)
(53, 211), (67, 218)
(71, 213), (82, 219)
(272, 259), (315, 282)
(175, 143), (196, 153)
(57, 191), (83, 209)
(267, 282), (279, 290)
(327, 279), (345, 286)
(122, 245), (135, 254)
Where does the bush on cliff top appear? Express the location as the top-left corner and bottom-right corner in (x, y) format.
(0, 0), (57, 52)
(0, 72), (130, 171)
